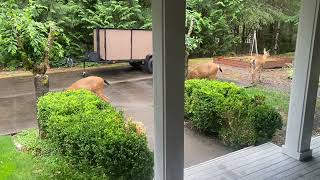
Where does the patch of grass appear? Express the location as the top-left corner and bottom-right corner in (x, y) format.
(277, 52), (295, 58)
(78, 62), (101, 68)
(0, 135), (40, 180)
(245, 87), (320, 126)
(3, 66), (17, 72)
(245, 87), (290, 114)
(189, 58), (212, 68)
(1, 129), (110, 180)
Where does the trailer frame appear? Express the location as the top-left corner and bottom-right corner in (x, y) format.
(82, 28), (153, 76)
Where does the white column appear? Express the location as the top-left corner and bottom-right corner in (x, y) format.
(282, 0), (320, 160)
(152, 0), (185, 180)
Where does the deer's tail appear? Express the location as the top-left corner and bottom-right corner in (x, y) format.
(218, 65), (223, 72)
(104, 79), (111, 86)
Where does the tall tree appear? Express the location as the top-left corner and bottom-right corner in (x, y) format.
(0, 1), (65, 136)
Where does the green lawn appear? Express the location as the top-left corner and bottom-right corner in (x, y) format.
(0, 136), (39, 180)
(245, 87), (290, 114)
(245, 87), (291, 125)
(0, 129), (109, 180)
(189, 58), (212, 67)
(246, 87), (320, 117)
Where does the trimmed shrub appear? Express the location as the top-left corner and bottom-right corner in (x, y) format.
(185, 79), (283, 148)
(38, 90), (154, 180)
(185, 79), (241, 119)
(250, 104), (283, 143)
(187, 88), (224, 134)
(218, 91), (257, 148)
(38, 89), (109, 135)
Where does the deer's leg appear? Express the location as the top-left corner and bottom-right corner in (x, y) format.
(99, 94), (110, 102)
(258, 68), (262, 82)
(209, 71), (218, 80)
(251, 71), (254, 83)
(251, 68), (257, 84)
(208, 75), (216, 80)
(96, 89), (110, 102)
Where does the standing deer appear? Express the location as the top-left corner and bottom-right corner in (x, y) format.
(67, 76), (111, 102)
(250, 48), (270, 83)
(187, 60), (222, 80)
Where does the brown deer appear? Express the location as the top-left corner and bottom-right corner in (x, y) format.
(67, 76), (111, 102)
(187, 60), (222, 80)
(250, 48), (270, 83)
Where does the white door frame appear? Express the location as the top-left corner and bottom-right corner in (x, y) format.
(152, 0), (186, 179)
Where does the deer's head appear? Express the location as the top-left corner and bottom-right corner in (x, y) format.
(263, 48), (270, 58)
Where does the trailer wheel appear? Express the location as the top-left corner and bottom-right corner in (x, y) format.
(147, 57), (153, 73)
(143, 56), (153, 73)
(129, 61), (142, 69)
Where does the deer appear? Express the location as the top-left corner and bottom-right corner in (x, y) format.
(67, 76), (111, 102)
(250, 48), (270, 83)
(187, 60), (222, 80)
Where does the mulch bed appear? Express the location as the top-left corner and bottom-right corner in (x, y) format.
(214, 56), (293, 69)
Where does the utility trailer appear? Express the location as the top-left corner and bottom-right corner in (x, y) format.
(82, 28), (153, 76)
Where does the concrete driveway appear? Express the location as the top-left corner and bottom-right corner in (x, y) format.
(0, 66), (149, 134)
(0, 66), (232, 167)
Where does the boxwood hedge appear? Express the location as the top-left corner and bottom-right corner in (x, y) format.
(185, 79), (282, 148)
(37, 90), (154, 180)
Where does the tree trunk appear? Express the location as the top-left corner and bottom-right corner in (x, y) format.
(34, 74), (49, 138)
(43, 26), (55, 69)
(185, 51), (190, 79)
(273, 22), (281, 54)
(242, 24), (246, 45)
(185, 17), (194, 80)
(234, 25), (240, 54)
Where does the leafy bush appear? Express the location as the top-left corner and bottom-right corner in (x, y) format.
(14, 129), (111, 180)
(185, 79), (282, 148)
(185, 79), (241, 119)
(250, 105), (283, 143)
(187, 88), (224, 134)
(0, 1), (68, 72)
(38, 90), (154, 180)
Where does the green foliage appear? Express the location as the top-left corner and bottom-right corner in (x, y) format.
(185, 79), (283, 148)
(37, 90), (154, 180)
(4, 129), (111, 179)
(185, 9), (206, 53)
(185, 79), (241, 120)
(0, 0), (300, 69)
(81, 0), (145, 29)
(0, 1), (67, 71)
(250, 104), (283, 143)
(245, 87), (290, 114)
(186, 0), (244, 56)
(15, 129), (53, 156)
(187, 88), (224, 134)
(0, 0), (153, 70)
(186, 0), (300, 56)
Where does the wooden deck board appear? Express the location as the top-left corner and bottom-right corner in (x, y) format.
(184, 136), (320, 180)
(184, 143), (273, 177)
(187, 144), (278, 179)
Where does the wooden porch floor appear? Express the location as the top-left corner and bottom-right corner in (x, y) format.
(184, 136), (320, 180)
